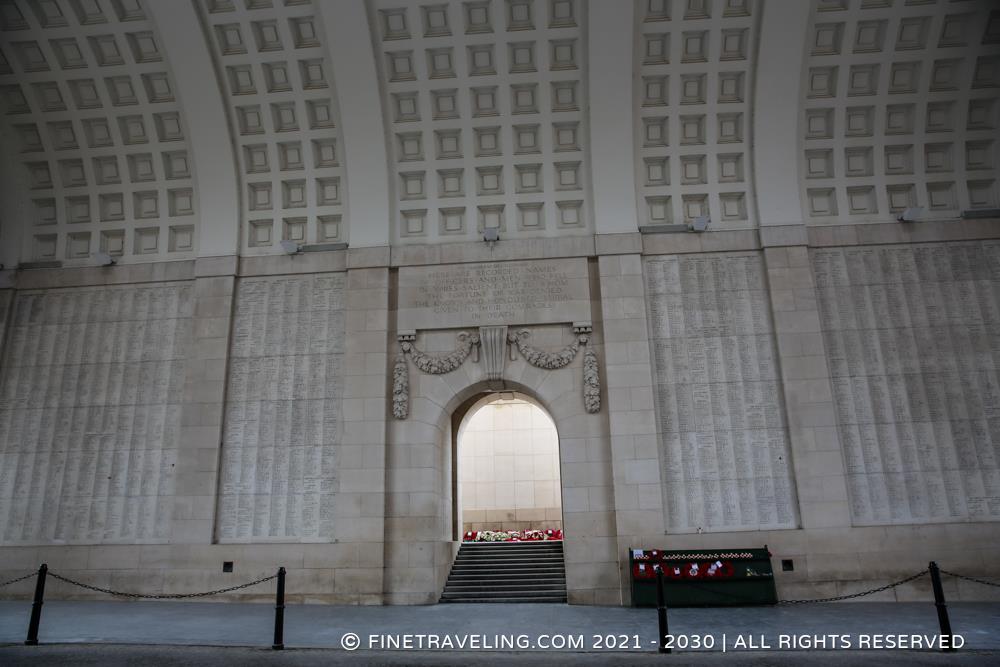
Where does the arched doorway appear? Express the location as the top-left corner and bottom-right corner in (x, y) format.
(383, 344), (620, 605)
(454, 392), (563, 540)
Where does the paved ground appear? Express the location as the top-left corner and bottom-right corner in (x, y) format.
(1, 599), (998, 664)
(1, 644), (999, 666)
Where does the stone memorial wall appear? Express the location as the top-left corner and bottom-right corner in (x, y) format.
(814, 242), (1000, 526)
(216, 274), (346, 541)
(645, 253), (798, 533)
(0, 283), (192, 543)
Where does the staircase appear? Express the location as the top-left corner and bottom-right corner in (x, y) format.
(440, 540), (567, 603)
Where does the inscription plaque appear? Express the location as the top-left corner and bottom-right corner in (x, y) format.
(645, 253), (798, 533)
(398, 258), (591, 330)
(814, 242), (1000, 526)
(216, 274), (345, 541)
(0, 283), (191, 544)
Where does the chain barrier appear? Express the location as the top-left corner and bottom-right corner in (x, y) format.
(778, 568), (930, 605)
(0, 572), (38, 588)
(7, 564), (999, 602)
(940, 569), (1000, 589)
(46, 571), (279, 600)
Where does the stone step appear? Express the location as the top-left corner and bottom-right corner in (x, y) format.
(445, 579), (566, 592)
(444, 583), (567, 592)
(456, 550), (562, 557)
(456, 556), (563, 560)
(440, 596), (568, 604)
(460, 544), (563, 550)
(447, 572), (566, 580)
(441, 588), (566, 599)
(452, 565), (563, 572)
(462, 540), (562, 549)
(447, 572), (566, 581)
(441, 539), (567, 604)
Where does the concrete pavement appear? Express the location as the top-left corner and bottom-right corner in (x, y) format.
(2, 644), (1000, 666)
(1, 599), (998, 662)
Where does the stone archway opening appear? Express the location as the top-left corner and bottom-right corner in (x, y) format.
(454, 392), (563, 541)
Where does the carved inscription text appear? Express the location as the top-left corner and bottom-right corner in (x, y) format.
(398, 258), (591, 330)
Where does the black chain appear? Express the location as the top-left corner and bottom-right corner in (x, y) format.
(940, 569), (1000, 588)
(0, 571), (37, 588)
(779, 569), (929, 605)
(47, 571), (278, 600)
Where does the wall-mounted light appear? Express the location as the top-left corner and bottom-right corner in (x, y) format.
(93, 252), (115, 266)
(280, 240), (302, 255)
(483, 226), (500, 249)
(688, 215), (710, 232)
(896, 206), (924, 223)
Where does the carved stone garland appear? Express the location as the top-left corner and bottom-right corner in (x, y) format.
(391, 350), (409, 419)
(392, 326), (601, 419)
(508, 325), (601, 414)
(582, 344), (601, 414)
(393, 331), (481, 419)
(507, 329), (580, 369)
(405, 331), (480, 374)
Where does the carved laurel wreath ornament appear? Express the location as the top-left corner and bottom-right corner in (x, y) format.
(391, 351), (409, 420)
(392, 327), (601, 419)
(391, 332), (481, 420)
(507, 329), (579, 369)
(404, 331), (480, 374)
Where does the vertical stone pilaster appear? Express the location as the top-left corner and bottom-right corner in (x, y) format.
(764, 246), (851, 530)
(588, 0), (638, 234)
(596, 253), (665, 604)
(340, 266), (390, 603)
(172, 267), (236, 543)
(0, 287), (12, 355)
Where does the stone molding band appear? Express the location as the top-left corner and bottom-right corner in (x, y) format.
(392, 323), (601, 419)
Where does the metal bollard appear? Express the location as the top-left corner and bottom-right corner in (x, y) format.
(655, 565), (670, 654)
(24, 563), (47, 646)
(272, 566), (286, 650)
(928, 562), (956, 653)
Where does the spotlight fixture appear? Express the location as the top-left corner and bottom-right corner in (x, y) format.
(896, 206), (924, 223)
(280, 240), (302, 254)
(483, 227), (500, 243)
(93, 252), (115, 266)
(689, 215), (710, 232)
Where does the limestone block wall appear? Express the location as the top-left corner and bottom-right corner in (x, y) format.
(458, 398), (562, 532)
(1, 230), (999, 607)
(384, 318), (620, 605)
(0, 257), (391, 605)
(624, 232), (1000, 605)
(596, 252), (667, 605)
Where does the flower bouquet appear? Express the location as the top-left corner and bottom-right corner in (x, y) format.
(463, 528), (563, 542)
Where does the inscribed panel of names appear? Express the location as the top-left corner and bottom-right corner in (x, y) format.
(645, 253), (798, 532)
(813, 242), (1000, 525)
(0, 283), (191, 544)
(216, 274), (345, 541)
